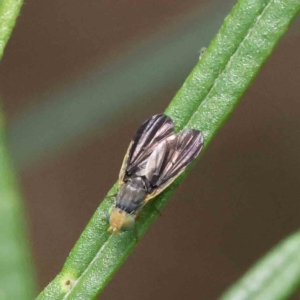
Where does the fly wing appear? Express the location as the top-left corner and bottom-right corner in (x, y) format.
(145, 129), (204, 196)
(120, 114), (174, 183)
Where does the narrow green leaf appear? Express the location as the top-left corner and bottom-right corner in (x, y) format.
(219, 231), (300, 300)
(0, 1), (36, 299)
(37, 0), (300, 299)
(0, 0), (23, 60)
(0, 109), (36, 299)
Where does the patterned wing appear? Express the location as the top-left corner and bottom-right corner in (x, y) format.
(144, 129), (204, 199)
(119, 114), (174, 184)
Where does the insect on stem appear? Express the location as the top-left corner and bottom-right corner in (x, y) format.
(105, 114), (204, 234)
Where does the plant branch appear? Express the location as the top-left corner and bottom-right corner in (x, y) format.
(37, 0), (300, 299)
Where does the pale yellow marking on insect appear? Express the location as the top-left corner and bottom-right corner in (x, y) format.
(107, 209), (127, 234)
(118, 141), (133, 189)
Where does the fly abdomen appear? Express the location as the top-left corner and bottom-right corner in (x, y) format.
(116, 177), (147, 214)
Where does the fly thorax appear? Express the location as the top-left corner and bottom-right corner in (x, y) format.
(116, 177), (147, 214)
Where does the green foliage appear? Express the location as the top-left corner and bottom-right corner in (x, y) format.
(219, 231), (300, 300)
(0, 118), (36, 297)
(0, 1), (36, 299)
(0, 115), (36, 299)
(36, 0), (300, 299)
(0, 0), (23, 59)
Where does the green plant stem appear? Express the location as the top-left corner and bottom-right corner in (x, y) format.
(0, 109), (36, 299)
(0, 1), (36, 299)
(0, 0), (23, 60)
(219, 231), (300, 300)
(37, 0), (300, 299)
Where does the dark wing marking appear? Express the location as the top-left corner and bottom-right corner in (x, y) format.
(145, 129), (204, 193)
(123, 114), (174, 179)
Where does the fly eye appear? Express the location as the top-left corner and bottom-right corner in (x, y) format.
(121, 214), (135, 232)
(106, 207), (113, 223)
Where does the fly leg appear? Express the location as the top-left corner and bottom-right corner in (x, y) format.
(104, 193), (117, 199)
(131, 213), (140, 243)
(101, 193), (117, 221)
(149, 198), (162, 216)
(133, 223), (139, 244)
(151, 203), (162, 216)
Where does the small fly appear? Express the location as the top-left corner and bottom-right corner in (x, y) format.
(106, 114), (204, 234)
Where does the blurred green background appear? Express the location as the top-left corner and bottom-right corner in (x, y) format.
(0, 0), (300, 299)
